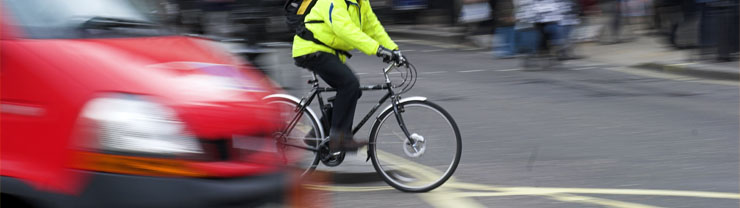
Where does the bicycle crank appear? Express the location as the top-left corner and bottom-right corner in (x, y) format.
(319, 145), (346, 167)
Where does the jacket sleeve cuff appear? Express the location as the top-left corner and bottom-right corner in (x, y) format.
(363, 42), (381, 56)
(380, 40), (398, 51)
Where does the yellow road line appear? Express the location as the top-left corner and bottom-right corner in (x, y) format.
(308, 183), (740, 200)
(369, 149), (485, 207)
(446, 182), (740, 199)
(309, 137), (740, 207)
(419, 188), (486, 208)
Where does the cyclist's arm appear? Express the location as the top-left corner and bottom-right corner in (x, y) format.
(361, 1), (398, 50)
(321, 0), (381, 55)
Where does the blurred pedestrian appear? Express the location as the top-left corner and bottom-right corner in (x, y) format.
(696, 0), (739, 61)
(556, 0), (584, 60)
(599, 0), (624, 44)
(515, 0), (570, 67)
(492, 0), (518, 58)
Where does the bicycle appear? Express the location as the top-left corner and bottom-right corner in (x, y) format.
(263, 61), (462, 192)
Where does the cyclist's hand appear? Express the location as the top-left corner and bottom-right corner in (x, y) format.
(377, 46), (407, 66)
(394, 50), (409, 67)
(376, 46), (395, 63)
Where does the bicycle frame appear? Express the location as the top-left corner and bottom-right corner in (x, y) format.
(276, 63), (416, 152)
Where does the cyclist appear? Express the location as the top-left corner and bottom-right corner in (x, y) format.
(292, 0), (407, 154)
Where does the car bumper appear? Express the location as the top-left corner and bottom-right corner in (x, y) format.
(9, 171), (289, 208)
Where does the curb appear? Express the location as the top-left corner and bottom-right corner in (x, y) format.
(632, 62), (739, 81)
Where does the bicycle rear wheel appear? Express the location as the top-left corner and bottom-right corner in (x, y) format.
(369, 100), (461, 192)
(266, 97), (323, 178)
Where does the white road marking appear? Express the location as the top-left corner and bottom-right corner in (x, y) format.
(606, 67), (738, 86)
(422, 49), (444, 53)
(459, 69), (487, 73)
(668, 62), (697, 67)
(496, 68), (521, 72)
(571, 66), (598, 71)
(421, 71), (448, 75)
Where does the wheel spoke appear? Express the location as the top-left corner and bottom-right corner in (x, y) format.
(370, 101), (461, 192)
(267, 98), (323, 178)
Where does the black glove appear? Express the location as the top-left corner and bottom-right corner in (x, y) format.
(376, 46), (407, 66)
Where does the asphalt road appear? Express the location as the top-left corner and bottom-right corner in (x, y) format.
(281, 41), (739, 208)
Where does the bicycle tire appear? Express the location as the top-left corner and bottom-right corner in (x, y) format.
(369, 100), (462, 192)
(265, 96), (323, 178)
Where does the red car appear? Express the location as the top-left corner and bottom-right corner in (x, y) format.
(1, 0), (294, 207)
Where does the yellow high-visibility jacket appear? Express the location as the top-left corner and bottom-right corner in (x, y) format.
(292, 0), (398, 62)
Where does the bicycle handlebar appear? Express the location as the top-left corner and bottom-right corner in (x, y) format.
(383, 62), (396, 74)
(383, 61), (407, 74)
(381, 61), (416, 95)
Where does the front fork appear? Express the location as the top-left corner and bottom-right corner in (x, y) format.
(366, 95), (416, 162)
(390, 96), (415, 145)
(367, 63), (416, 161)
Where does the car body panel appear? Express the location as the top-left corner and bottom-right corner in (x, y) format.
(1, 4), (289, 203)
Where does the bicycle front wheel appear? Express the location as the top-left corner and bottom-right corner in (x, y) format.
(369, 100), (461, 192)
(266, 97), (323, 178)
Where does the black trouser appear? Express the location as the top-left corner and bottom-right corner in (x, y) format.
(534, 22), (557, 54)
(295, 52), (362, 141)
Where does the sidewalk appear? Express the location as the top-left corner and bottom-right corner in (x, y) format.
(576, 36), (739, 81)
(386, 24), (738, 81)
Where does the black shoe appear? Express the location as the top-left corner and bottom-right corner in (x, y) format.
(328, 137), (341, 155)
(328, 138), (368, 154)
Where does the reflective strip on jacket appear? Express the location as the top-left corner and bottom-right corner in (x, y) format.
(292, 0), (398, 62)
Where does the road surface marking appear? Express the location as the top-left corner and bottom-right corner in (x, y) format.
(305, 133), (740, 207)
(419, 189), (486, 208)
(459, 69), (487, 73)
(316, 147), (672, 207)
(496, 68), (521, 72)
(606, 67), (737, 86)
(308, 182), (739, 207)
(445, 182), (740, 199)
(668, 62), (697, 67)
(368, 144), (484, 207)
(422, 49), (444, 53)
(421, 71), (448, 75)
(571, 66), (598, 71)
